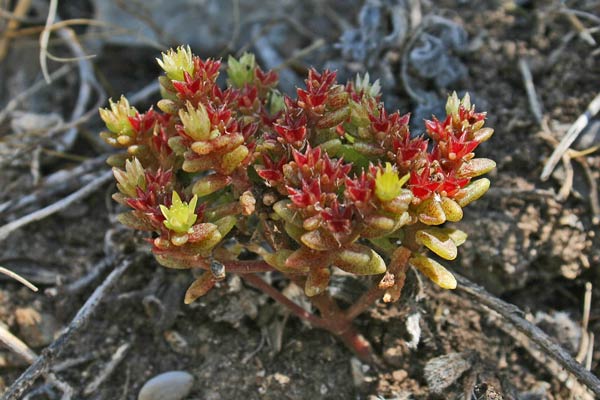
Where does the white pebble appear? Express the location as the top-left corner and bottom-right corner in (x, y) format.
(138, 371), (194, 400)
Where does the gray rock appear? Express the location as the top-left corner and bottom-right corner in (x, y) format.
(138, 371), (194, 400)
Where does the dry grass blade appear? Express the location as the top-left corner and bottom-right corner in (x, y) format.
(0, 324), (38, 364)
(0, 266), (38, 291)
(519, 57), (543, 125)
(39, 0), (58, 83)
(0, 0), (31, 60)
(541, 92), (600, 181)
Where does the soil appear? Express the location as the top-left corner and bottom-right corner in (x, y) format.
(1, 0), (600, 399)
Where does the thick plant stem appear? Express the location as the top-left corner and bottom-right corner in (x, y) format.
(345, 246), (412, 320)
(245, 273), (382, 366)
(309, 290), (383, 367)
(241, 273), (329, 330)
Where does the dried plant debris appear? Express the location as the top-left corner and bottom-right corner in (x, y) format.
(407, 17), (469, 89)
(423, 352), (472, 394)
(337, 0), (412, 66)
(337, 3), (472, 131)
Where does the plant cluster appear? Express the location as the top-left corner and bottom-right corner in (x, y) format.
(100, 46), (495, 362)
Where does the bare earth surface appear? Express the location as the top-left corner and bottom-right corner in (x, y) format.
(0, 0), (599, 399)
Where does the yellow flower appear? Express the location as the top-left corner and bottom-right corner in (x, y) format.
(160, 192), (198, 234)
(375, 163), (409, 202)
(157, 45), (195, 81)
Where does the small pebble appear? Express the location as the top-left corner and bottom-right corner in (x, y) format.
(138, 371), (194, 400)
(272, 373), (290, 385)
(14, 307), (58, 347)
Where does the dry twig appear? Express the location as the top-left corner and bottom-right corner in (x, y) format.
(0, 65), (72, 125)
(1, 257), (135, 400)
(0, 154), (107, 215)
(0, 170), (113, 243)
(454, 273), (600, 397)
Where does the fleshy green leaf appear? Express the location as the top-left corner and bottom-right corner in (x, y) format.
(415, 229), (458, 260)
(334, 244), (387, 275)
(410, 254), (457, 289)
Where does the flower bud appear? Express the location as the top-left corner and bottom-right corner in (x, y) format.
(179, 102), (211, 141)
(157, 45), (195, 82)
(445, 91), (460, 119)
(99, 96), (137, 137)
(113, 158), (146, 198)
(349, 100), (371, 127)
(227, 53), (256, 88)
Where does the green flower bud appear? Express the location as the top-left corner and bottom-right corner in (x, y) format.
(227, 53), (256, 88)
(113, 158), (146, 198)
(179, 102), (211, 141)
(157, 45), (195, 81)
(99, 96), (137, 137)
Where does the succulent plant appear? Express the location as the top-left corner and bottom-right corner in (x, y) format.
(100, 46), (495, 363)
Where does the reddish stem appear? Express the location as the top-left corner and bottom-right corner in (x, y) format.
(221, 260), (275, 274)
(241, 273), (330, 330)
(344, 246), (412, 321)
(244, 273), (382, 366)
(291, 276), (383, 366)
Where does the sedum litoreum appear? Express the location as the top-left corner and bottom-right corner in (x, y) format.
(100, 46), (496, 362)
(160, 192), (198, 234)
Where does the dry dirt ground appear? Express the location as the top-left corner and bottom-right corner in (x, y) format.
(0, 0), (600, 399)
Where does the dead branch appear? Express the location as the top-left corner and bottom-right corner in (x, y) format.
(54, 25), (105, 152)
(454, 273), (600, 397)
(0, 170), (113, 243)
(0, 154), (108, 216)
(0, 65), (72, 125)
(0, 257), (135, 400)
